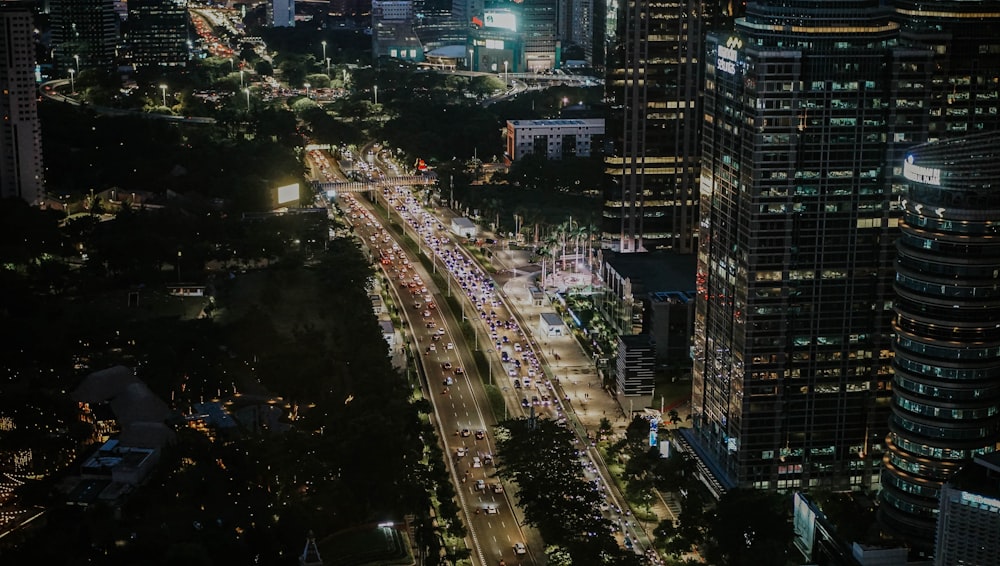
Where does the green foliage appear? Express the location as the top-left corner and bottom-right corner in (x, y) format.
(701, 490), (795, 566)
(495, 418), (641, 565)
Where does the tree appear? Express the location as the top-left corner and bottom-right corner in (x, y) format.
(702, 490), (794, 566)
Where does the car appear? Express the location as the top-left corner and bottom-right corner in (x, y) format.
(423, 310), (431, 317)
(432, 335), (442, 342)
(475, 429), (485, 440)
(513, 379), (521, 389)
(428, 344), (436, 352)
(475, 479), (486, 491)
(436, 328), (446, 335)
(443, 362), (453, 370)
(426, 321), (436, 328)
(492, 483), (503, 493)
(531, 396), (540, 405)
(455, 367), (464, 375)
(443, 376), (454, 386)
(485, 505), (498, 514)
(461, 428), (471, 437)
(413, 303), (422, 309)
(456, 447), (467, 457)
(446, 342), (454, 350)
(521, 398), (529, 408)
(513, 542), (527, 555)
(472, 456), (482, 468)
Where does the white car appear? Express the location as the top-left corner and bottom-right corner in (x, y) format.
(485, 505), (498, 515)
(446, 342), (455, 350)
(475, 479), (485, 491)
(472, 456), (482, 468)
(456, 447), (467, 457)
(513, 542), (527, 555)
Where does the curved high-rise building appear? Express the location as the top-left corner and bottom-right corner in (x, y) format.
(880, 132), (1000, 549)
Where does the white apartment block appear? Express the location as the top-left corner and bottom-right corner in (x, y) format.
(505, 118), (604, 164)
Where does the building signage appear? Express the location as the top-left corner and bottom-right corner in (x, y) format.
(717, 36), (742, 75)
(484, 10), (517, 32)
(962, 491), (1000, 511)
(903, 155), (942, 186)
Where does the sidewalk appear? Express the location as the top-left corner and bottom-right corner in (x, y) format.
(488, 246), (682, 557)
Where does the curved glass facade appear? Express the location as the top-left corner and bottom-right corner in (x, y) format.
(881, 131), (1000, 547)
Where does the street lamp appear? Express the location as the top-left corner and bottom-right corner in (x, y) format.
(244, 87), (250, 110)
(304, 82), (311, 98)
(229, 57), (234, 71)
(468, 48), (474, 70)
(326, 57), (331, 78)
(373, 84), (378, 105)
(68, 68), (75, 93)
(73, 53), (80, 70)
(321, 40), (327, 62)
(159, 84), (167, 107)
(239, 69), (244, 87)
(504, 60), (508, 85)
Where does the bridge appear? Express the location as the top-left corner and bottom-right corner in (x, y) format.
(312, 175), (437, 194)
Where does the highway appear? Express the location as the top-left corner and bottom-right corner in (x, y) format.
(309, 144), (652, 564)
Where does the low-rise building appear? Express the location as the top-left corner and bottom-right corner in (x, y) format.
(451, 217), (478, 239)
(505, 119), (605, 164)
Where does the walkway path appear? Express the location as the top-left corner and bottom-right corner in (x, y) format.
(486, 245), (683, 559)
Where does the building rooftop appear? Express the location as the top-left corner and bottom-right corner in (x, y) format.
(508, 119), (604, 127)
(949, 452), (1000, 499)
(604, 252), (697, 295)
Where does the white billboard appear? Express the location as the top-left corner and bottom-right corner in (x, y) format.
(483, 10), (517, 32)
(277, 183), (299, 204)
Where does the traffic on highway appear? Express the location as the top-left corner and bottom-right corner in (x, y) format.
(308, 145), (656, 565)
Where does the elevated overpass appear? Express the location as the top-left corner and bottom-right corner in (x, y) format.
(312, 175), (437, 194)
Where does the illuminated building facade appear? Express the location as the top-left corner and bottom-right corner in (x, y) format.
(880, 132), (1000, 550)
(689, 0), (932, 491)
(602, 0), (713, 253)
(50, 0), (119, 70)
(0, 3), (44, 205)
(126, 0), (189, 68)
(935, 453), (1000, 566)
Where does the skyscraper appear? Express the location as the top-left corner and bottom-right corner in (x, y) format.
(879, 132), (1000, 549)
(50, 0), (119, 70)
(126, 0), (189, 69)
(602, 0), (711, 253)
(0, 2), (44, 205)
(689, 0), (932, 491)
(520, 0), (558, 71)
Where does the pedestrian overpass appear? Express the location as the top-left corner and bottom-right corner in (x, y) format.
(312, 175), (437, 194)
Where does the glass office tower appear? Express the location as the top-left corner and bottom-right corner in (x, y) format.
(690, 0), (931, 491)
(879, 133), (1000, 548)
(602, 0), (715, 253)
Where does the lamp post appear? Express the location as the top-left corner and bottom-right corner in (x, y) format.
(304, 82), (311, 98)
(68, 68), (75, 93)
(326, 57), (331, 78)
(239, 69), (244, 87)
(504, 60), (508, 85)
(244, 87), (250, 110)
(321, 40), (327, 62)
(468, 48), (474, 70)
(229, 57), (234, 71)
(159, 84), (167, 107)
(373, 84), (378, 105)
(73, 53), (80, 70)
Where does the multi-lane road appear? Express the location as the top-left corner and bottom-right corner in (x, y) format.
(310, 146), (652, 565)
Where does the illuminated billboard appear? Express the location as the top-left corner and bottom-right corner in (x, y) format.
(483, 10), (517, 32)
(276, 183), (299, 204)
